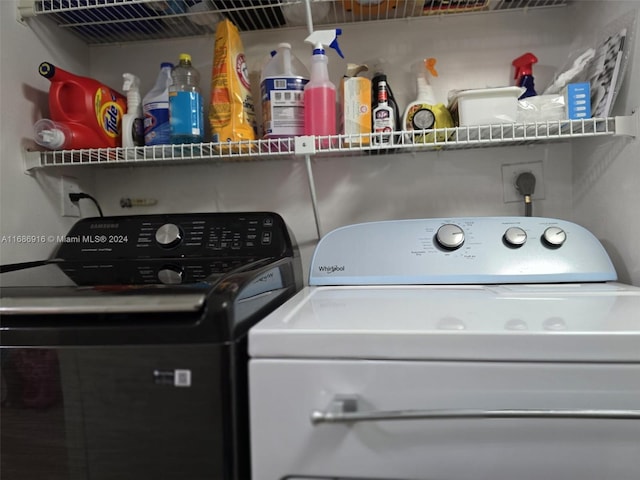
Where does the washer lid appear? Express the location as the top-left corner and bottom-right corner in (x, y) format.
(249, 284), (640, 362)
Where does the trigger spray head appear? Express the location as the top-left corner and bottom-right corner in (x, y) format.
(424, 57), (438, 78)
(122, 73), (141, 108)
(305, 28), (344, 58)
(122, 73), (140, 92)
(512, 52), (538, 84)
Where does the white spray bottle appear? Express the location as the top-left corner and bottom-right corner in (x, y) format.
(122, 73), (144, 147)
(303, 29), (344, 139)
(402, 58), (454, 144)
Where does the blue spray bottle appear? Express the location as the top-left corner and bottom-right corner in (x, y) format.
(512, 52), (538, 100)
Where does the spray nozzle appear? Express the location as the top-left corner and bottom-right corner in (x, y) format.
(424, 58), (438, 78)
(512, 52), (538, 84)
(305, 28), (344, 58)
(122, 73), (141, 110)
(122, 73), (140, 92)
(411, 57), (439, 105)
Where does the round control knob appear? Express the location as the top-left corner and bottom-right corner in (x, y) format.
(503, 227), (527, 248)
(542, 226), (566, 248)
(436, 224), (465, 250)
(155, 223), (182, 248)
(157, 266), (183, 285)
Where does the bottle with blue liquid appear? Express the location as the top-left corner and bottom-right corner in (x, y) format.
(169, 53), (204, 144)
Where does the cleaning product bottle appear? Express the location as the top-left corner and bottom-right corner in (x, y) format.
(340, 63), (371, 146)
(372, 80), (394, 146)
(38, 61), (127, 149)
(143, 62), (173, 146)
(371, 70), (400, 144)
(513, 52), (538, 99)
(261, 43), (309, 138)
(169, 53), (204, 144)
(402, 57), (454, 144)
(303, 29), (344, 141)
(121, 73), (144, 148)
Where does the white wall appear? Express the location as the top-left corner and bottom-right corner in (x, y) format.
(0, 4), (95, 264)
(569, 1), (640, 285)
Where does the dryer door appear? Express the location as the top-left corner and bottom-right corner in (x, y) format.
(250, 359), (640, 480)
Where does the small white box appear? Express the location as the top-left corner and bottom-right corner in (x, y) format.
(451, 86), (524, 126)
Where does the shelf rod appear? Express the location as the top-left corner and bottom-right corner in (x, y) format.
(304, 154), (322, 239)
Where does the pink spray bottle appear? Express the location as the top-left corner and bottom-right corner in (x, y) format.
(303, 29), (344, 144)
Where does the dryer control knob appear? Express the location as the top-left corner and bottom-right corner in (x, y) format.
(155, 223), (182, 248)
(436, 224), (465, 250)
(157, 266), (183, 285)
(542, 226), (567, 248)
(503, 227), (527, 248)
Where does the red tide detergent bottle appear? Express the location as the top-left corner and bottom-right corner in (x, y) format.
(37, 62), (127, 149)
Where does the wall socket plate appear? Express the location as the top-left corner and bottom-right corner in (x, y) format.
(61, 175), (81, 217)
(501, 161), (545, 203)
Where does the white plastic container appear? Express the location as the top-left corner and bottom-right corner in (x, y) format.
(452, 86), (524, 126)
(260, 43), (308, 138)
(143, 62), (173, 146)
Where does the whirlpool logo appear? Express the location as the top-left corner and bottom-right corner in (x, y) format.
(318, 265), (346, 274)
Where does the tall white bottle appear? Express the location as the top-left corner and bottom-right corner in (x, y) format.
(260, 43), (309, 138)
(122, 73), (144, 148)
(143, 62), (173, 146)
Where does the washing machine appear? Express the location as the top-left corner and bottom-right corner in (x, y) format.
(1, 212), (302, 480)
(249, 216), (640, 480)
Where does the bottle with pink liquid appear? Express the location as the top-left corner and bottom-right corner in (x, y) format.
(303, 29), (344, 146)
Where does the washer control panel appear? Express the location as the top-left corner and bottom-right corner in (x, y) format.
(52, 212), (295, 286)
(310, 217), (617, 285)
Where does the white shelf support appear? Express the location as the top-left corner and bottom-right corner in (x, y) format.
(295, 135), (317, 155)
(614, 110), (638, 138)
(23, 151), (42, 174)
(17, 0), (36, 23)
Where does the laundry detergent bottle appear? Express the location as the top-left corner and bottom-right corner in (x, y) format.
(38, 61), (127, 149)
(303, 29), (344, 140)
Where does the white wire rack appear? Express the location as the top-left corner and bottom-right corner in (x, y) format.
(25, 116), (635, 171)
(19, 0), (569, 44)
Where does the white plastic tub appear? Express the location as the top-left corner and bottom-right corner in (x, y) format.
(452, 86), (524, 126)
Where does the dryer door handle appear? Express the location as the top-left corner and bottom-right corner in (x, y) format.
(310, 395), (640, 425)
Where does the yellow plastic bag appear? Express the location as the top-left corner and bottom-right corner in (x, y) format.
(209, 19), (256, 143)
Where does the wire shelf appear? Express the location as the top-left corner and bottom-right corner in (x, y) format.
(23, 0), (569, 44)
(25, 117), (626, 171)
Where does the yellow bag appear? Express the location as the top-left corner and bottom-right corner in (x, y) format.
(209, 19), (256, 143)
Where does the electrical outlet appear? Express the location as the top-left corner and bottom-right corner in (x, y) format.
(501, 161), (545, 203)
(61, 175), (81, 217)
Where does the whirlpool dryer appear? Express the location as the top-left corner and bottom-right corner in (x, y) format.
(0, 212), (302, 480)
(249, 216), (640, 480)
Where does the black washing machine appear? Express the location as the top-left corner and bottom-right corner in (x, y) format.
(0, 212), (302, 480)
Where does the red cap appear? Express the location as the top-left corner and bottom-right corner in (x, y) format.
(512, 52), (538, 83)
